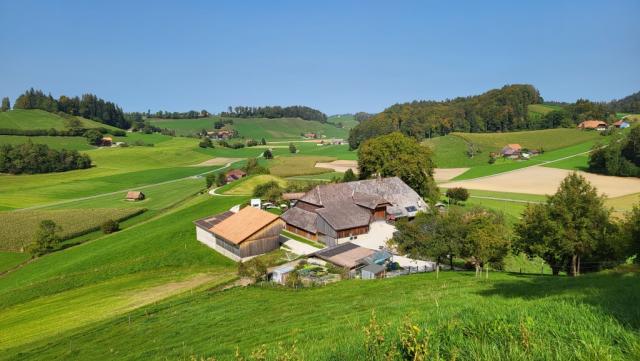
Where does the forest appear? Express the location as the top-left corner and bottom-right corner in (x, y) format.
(0, 141), (92, 174)
(609, 90), (640, 113)
(220, 105), (327, 122)
(12, 89), (129, 129)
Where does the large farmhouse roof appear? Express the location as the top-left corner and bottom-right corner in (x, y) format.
(316, 202), (371, 231)
(280, 207), (318, 233)
(209, 206), (279, 245)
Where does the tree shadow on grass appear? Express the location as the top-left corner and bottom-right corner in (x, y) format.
(478, 270), (640, 330)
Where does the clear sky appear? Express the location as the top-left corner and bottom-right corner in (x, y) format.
(0, 0), (638, 114)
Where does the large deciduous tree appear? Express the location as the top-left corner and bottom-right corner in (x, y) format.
(358, 132), (438, 202)
(0, 97), (10, 111)
(516, 173), (618, 276)
(463, 207), (511, 276)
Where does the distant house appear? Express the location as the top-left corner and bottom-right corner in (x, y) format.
(101, 137), (113, 146)
(303, 133), (317, 139)
(125, 191), (145, 201)
(613, 120), (630, 129)
(280, 177), (427, 246)
(208, 129), (234, 140)
(500, 143), (522, 157)
(194, 206), (285, 261)
(225, 169), (246, 183)
(578, 120), (608, 131)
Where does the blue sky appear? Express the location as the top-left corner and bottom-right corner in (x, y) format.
(0, 0), (638, 114)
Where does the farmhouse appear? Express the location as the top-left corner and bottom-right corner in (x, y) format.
(303, 133), (317, 139)
(309, 242), (392, 278)
(225, 169), (246, 182)
(613, 120), (630, 129)
(578, 120), (608, 131)
(280, 177), (427, 246)
(101, 137), (113, 146)
(125, 191), (145, 201)
(500, 143), (522, 157)
(194, 206), (284, 261)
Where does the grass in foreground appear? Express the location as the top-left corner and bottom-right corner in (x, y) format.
(2, 270), (638, 360)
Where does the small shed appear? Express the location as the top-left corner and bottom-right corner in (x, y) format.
(361, 263), (386, 279)
(125, 191), (145, 201)
(272, 264), (296, 285)
(101, 137), (113, 146)
(251, 198), (262, 208)
(613, 120), (630, 129)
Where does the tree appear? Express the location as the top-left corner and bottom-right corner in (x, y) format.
(463, 208), (511, 276)
(515, 173), (614, 276)
(446, 187), (469, 205)
(358, 132), (439, 202)
(253, 180), (283, 201)
(342, 168), (357, 182)
(199, 137), (213, 148)
(260, 138), (267, 145)
(246, 139), (258, 147)
(101, 219), (119, 234)
(216, 172), (227, 187)
(0, 97), (9, 112)
(29, 220), (61, 256)
(289, 143), (297, 154)
(621, 203), (640, 263)
(263, 149), (273, 159)
(84, 129), (103, 146)
(391, 208), (467, 270)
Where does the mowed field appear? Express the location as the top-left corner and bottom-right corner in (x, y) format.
(0, 109), (120, 131)
(425, 128), (601, 169)
(150, 116), (349, 140)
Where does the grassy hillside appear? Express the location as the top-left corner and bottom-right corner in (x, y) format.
(150, 116), (348, 140)
(426, 128), (602, 168)
(0, 195), (244, 343)
(0, 135), (94, 150)
(223, 174), (287, 195)
(2, 269), (638, 360)
(0, 109), (119, 131)
(327, 114), (359, 129)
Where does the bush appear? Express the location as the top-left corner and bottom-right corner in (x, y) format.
(237, 258), (267, 281)
(263, 149), (273, 159)
(253, 180), (283, 201)
(243, 158), (270, 175)
(84, 129), (103, 146)
(446, 187), (469, 204)
(231, 142), (245, 149)
(101, 219), (119, 234)
(289, 143), (297, 153)
(199, 137), (213, 148)
(246, 139), (258, 147)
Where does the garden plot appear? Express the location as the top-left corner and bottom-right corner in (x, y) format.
(441, 166), (640, 198)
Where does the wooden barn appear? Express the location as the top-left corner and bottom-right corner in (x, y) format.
(194, 206), (284, 261)
(125, 191), (145, 201)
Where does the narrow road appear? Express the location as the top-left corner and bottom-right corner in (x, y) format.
(15, 162), (236, 211)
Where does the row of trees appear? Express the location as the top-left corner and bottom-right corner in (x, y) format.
(0, 141), (92, 174)
(13, 89), (129, 129)
(392, 206), (510, 274)
(589, 126), (640, 177)
(220, 105), (327, 122)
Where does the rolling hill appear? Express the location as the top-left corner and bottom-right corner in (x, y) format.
(0, 109), (120, 131)
(150, 116), (349, 140)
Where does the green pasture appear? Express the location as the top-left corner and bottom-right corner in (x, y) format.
(0, 135), (94, 150)
(223, 175), (287, 196)
(0, 252), (29, 273)
(2, 270), (637, 360)
(327, 114), (358, 129)
(0, 109), (118, 131)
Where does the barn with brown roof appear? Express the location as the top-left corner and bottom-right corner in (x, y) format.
(578, 120), (608, 131)
(225, 169), (247, 183)
(125, 191), (145, 201)
(194, 206), (284, 261)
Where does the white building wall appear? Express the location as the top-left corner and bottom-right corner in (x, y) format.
(195, 227), (242, 262)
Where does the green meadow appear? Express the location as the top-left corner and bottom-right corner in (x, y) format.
(0, 109), (119, 131)
(150, 116), (349, 140)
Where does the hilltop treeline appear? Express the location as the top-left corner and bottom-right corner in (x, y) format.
(220, 105), (327, 122)
(347, 85), (640, 149)
(610, 91), (640, 113)
(0, 141), (91, 174)
(13, 89), (129, 129)
(126, 110), (210, 120)
(589, 126), (640, 177)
